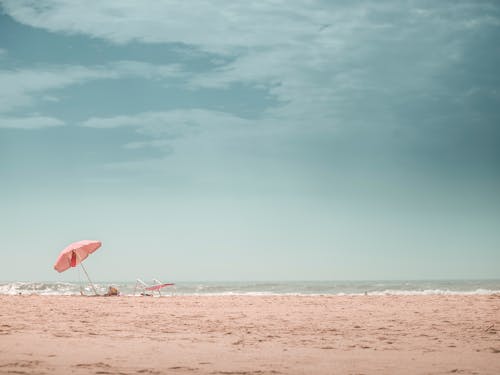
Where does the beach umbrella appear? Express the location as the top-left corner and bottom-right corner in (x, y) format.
(54, 240), (101, 295)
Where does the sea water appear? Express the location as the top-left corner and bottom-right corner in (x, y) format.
(1, 280), (499, 296)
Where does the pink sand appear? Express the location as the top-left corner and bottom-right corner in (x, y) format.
(0, 295), (499, 374)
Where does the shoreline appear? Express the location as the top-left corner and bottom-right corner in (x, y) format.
(3, 279), (500, 297)
(6, 292), (500, 299)
(1, 294), (499, 374)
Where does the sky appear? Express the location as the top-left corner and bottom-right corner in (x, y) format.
(1, 1), (499, 282)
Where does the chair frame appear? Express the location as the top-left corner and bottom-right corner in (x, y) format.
(134, 278), (175, 296)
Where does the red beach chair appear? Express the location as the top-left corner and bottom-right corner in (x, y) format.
(134, 279), (175, 296)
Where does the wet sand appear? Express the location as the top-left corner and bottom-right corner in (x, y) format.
(0, 295), (499, 374)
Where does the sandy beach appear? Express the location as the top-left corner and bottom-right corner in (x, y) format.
(0, 294), (498, 374)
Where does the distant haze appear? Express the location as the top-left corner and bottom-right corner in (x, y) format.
(1, 1), (499, 282)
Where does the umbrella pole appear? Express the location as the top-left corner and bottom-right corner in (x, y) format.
(80, 262), (98, 296)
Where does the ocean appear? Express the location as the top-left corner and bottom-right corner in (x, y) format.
(1, 280), (499, 296)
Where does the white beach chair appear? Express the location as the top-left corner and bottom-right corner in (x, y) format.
(134, 279), (175, 296)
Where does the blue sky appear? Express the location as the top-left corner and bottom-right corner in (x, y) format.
(1, 1), (499, 281)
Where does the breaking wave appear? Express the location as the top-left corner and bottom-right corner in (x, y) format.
(1, 280), (499, 296)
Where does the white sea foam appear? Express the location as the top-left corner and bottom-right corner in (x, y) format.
(1, 281), (499, 296)
(0, 281), (76, 295)
(359, 288), (499, 296)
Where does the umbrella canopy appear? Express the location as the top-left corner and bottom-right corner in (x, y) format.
(54, 240), (102, 273)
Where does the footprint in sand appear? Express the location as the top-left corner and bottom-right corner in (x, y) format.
(0, 360), (49, 374)
(0, 360), (43, 368)
(167, 366), (199, 372)
(210, 371), (280, 375)
(75, 362), (111, 369)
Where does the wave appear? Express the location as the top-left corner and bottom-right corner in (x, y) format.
(1, 281), (499, 296)
(0, 281), (78, 295)
(341, 288), (500, 296)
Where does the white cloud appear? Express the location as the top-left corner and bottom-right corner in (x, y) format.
(0, 65), (114, 113)
(0, 61), (181, 114)
(82, 109), (252, 138)
(0, 115), (64, 129)
(1, 1), (490, 122)
(123, 139), (173, 150)
(81, 109), (284, 162)
(2, 0), (497, 152)
(0, 1), (325, 53)
(41, 95), (60, 102)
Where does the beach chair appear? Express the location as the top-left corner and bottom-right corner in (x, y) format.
(134, 279), (175, 296)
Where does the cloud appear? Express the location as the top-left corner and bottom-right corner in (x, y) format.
(81, 109), (282, 165)
(0, 65), (114, 113)
(123, 139), (173, 150)
(3, 2), (497, 119)
(2, 0), (499, 160)
(0, 115), (64, 129)
(82, 109), (252, 139)
(0, 61), (181, 114)
(183, 4), (480, 117)
(0, 1), (324, 53)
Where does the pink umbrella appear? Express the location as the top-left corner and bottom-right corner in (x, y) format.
(54, 240), (102, 295)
